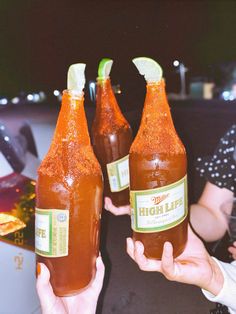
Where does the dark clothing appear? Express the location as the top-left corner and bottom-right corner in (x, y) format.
(196, 124), (236, 193)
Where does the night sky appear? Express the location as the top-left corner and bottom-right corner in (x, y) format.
(1, 0), (236, 96)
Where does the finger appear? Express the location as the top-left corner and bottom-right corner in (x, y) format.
(104, 197), (130, 216)
(36, 263), (57, 311)
(133, 241), (149, 270)
(134, 241), (162, 271)
(187, 225), (198, 241)
(126, 237), (135, 260)
(161, 242), (176, 279)
(91, 256), (105, 293)
(104, 197), (120, 215)
(117, 205), (131, 216)
(228, 246), (236, 252)
(104, 197), (112, 211)
(188, 224), (205, 244)
(228, 246), (236, 259)
(186, 224), (205, 248)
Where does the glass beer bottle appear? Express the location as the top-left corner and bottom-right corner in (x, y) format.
(35, 64), (103, 296)
(130, 57), (188, 259)
(92, 58), (133, 207)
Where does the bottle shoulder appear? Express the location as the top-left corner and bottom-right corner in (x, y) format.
(38, 144), (102, 179)
(130, 130), (186, 156)
(92, 118), (132, 136)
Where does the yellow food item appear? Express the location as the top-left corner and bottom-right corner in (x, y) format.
(0, 213), (26, 236)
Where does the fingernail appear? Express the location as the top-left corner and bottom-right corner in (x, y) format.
(37, 263), (41, 276)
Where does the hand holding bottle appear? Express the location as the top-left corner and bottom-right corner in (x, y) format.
(126, 225), (224, 296)
(36, 256), (105, 314)
(104, 197), (131, 216)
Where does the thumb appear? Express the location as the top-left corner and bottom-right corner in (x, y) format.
(36, 263), (58, 312)
(104, 197), (112, 211)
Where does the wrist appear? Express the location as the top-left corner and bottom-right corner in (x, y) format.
(204, 257), (224, 296)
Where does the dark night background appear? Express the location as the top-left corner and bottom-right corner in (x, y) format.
(1, 0), (236, 97)
(1, 2), (236, 313)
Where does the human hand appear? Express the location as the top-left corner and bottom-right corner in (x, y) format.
(104, 197), (130, 216)
(228, 241), (236, 260)
(126, 225), (224, 296)
(36, 256), (105, 314)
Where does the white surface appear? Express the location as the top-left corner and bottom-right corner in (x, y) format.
(0, 152), (13, 177)
(30, 123), (55, 160)
(0, 241), (41, 314)
(22, 152), (41, 180)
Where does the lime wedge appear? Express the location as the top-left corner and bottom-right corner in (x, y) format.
(98, 58), (113, 79)
(132, 57), (163, 83)
(67, 63), (86, 93)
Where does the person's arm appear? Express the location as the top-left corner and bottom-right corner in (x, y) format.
(202, 260), (236, 314)
(190, 181), (233, 242)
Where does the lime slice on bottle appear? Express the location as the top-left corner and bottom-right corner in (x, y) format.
(132, 57), (163, 83)
(67, 63), (86, 93)
(98, 58), (113, 79)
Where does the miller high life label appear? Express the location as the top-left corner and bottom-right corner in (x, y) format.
(130, 175), (188, 233)
(35, 208), (69, 257)
(106, 155), (129, 192)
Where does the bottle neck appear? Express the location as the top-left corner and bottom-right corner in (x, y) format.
(141, 79), (173, 127)
(53, 90), (90, 146)
(130, 79), (185, 156)
(95, 78), (122, 117)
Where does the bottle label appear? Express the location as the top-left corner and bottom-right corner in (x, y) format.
(130, 175), (188, 233)
(106, 155), (129, 192)
(35, 208), (69, 257)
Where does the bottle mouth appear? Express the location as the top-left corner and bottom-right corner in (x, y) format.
(146, 78), (165, 87)
(96, 76), (110, 83)
(63, 89), (84, 99)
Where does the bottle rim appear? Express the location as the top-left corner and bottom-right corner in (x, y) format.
(146, 78), (165, 86)
(96, 76), (111, 83)
(62, 89), (84, 99)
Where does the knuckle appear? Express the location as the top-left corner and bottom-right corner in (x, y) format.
(138, 263), (146, 271)
(162, 268), (174, 280)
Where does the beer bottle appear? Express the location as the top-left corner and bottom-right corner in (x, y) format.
(92, 58), (133, 207)
(35, 64), (103, 296)
(130, 57), (188, 259)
